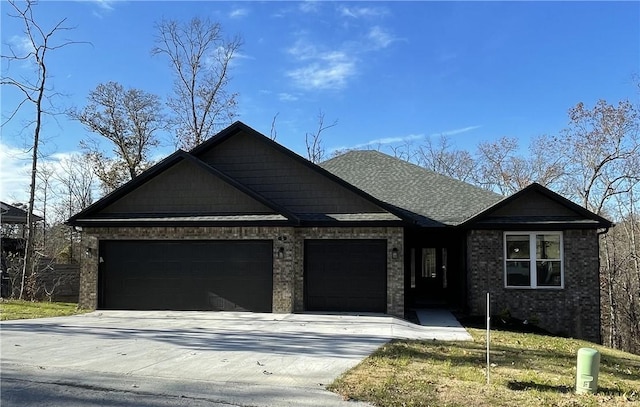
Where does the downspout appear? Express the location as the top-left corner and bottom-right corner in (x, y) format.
(596, 226), (611, 346)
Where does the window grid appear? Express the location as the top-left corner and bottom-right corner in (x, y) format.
(504, 232), (564, 289)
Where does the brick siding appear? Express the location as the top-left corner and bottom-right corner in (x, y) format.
(467, 229), (601, 342)
(78, 226), (404, 318)
(292, 227), (404, 317)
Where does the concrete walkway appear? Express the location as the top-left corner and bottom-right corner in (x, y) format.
(415, 309), (473, 341)
(1, 311), (470, 406)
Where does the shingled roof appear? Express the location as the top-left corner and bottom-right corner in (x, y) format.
(1, 201), (43, 225)
(320, 150), (503, 226)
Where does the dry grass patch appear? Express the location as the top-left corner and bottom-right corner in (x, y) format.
(0, 299), (87, 320)
(329, 328), (640, 407)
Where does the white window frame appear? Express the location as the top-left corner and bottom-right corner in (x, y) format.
(503, 231), (564, 289)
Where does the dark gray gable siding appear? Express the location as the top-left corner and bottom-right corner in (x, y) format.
(99, 159), (275, 215)
(489, 188), (577, 218)
(196, 131), (388, 215)
(462, 183), (613, 229)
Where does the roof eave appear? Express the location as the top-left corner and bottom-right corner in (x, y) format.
(459, 183), (613, 229)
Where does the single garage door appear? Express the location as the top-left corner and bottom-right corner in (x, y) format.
(99, 240), (273, 311)
(304, 239), (387, 313)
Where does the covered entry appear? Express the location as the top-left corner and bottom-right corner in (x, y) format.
(99, 240), (273, 311)
(304, 239), (387, 313)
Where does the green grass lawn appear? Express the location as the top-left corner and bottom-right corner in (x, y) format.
(329, 328), (640, 407)
(0, 299), (88, 320)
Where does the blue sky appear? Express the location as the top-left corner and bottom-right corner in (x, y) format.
(1, 0), (639, 204)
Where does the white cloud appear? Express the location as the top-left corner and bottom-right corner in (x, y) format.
(9, 35), (32, 53)
(441, 125), (482, 136)
(0, 143), (31, 203)
(286, 38), (318, 61)
(229, 8), (249, 19)
(5, 35), (37, 70)
(299, 1), (320, 14)
(367, 26), (395, 49)
(338, 5), (388, 19)
(0, 144), (100, 219)
(285, 39), (358, 91)
(85, 0), (115, 19)
(278, 93), (299, 102)
(284, 20), (398, 92)
(330, 126), (482, 152)
(287, 51), (356, 91)
(350, 133), (425, 150)
(93, 0), (115, 11)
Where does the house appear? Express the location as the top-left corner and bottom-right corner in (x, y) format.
(1, 202), (45, 297)
(1, 201), (44, 229)
(67, 122), (611, 342)
(1, 202), (79, 301)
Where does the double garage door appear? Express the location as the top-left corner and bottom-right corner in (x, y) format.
(99, 239), (387, 313)
(99, 240), (273, 312)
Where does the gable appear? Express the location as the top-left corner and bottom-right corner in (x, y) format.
(195, 130), (389, 216)
(98, 158), (275, 215)
(463, 183), (612, 229)
(1, 201), (43, 224)
(489, 189), (577, 218)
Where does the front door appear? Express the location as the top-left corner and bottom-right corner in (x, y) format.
(410, 247), (448, 306)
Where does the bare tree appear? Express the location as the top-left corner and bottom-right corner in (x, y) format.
(35, 162), (56, 249)
(470, 135), (567, 195)
(1, 0), (78, 299)
(560, 98), (640, 352)
(153, 17), (242, 149)
(562, 99), (640, 214)
(305, 111), (337, 164)
(70, 81), (163, 193)
(270, 112), (279, 141)
(388, 141), (417, 162)
(50, 153), (95, 262)
(415, 134), (476, 182)
(525, 134), (567, 191)
(54, 153), (95, 220)
(472, 137), (522, 194)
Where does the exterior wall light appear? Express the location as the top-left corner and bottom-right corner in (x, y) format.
(277, 247), (285, 259)
(391, 247), (399, 259)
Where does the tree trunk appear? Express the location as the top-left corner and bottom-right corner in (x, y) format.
(19, 36), (47, 300)
(601, 234), (617, 348)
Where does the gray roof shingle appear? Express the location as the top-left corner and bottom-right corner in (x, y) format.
(320, 150), (503, 226)
(1, 201), (43, 224)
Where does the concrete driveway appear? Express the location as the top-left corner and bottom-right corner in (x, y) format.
(1, 310), (470, 406)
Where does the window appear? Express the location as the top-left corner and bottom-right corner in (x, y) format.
(422, 248), (437, 279)
(441, 248), (448, 288)
(504, 232), (563, 288)
(410, 248), (416, 288)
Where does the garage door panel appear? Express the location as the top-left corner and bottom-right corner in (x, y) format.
(99, 240), (273, 312)
(305, 239), (387, 313)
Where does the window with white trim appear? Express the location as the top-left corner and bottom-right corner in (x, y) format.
(504, 232), (563, 288)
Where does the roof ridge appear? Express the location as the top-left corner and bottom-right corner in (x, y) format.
(323, 149), (503, 199)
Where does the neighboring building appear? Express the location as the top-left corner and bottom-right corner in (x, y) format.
(1, 202), (43, 298)
(1, 201), (43, 232)
(1, 202), (79, 301)
(67, 122), (611, 342)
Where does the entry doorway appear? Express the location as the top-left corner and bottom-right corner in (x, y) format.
(409, 246), (448, 306)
